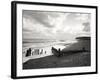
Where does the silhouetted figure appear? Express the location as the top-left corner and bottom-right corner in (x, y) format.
(29, 48), (32, 56)
(37, 49), (39, 55)
(58, 48), (61, 57)
(25, 48), (31, 57)
(25, 49), (29, 57)
(45, 51), (46, 54)
(39, 49), (41, 55)
(52, 47), (60, 57)
(41, 49), (43, 55)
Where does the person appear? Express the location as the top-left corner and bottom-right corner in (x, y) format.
(58, 48), (61, 57)
(37, 49), (39, 55)
(28, 48), (32, 56)
(45, 51), (46, 54)
(25, 49), (29, 57)
(52, 47), (59, 57)
(41, 49), (43, 54)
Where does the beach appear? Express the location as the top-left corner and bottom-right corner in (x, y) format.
(22, 43), (66, 63)
(23, 52), (90, 69)
(22, 39), (91, 69)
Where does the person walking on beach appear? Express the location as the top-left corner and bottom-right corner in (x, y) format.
(25, 48), (31, 57)
(37, 49), (39, 55)
(41, 49), (43, 55)
(28, 48), (32, 56)
(58, 48), (61, 57)
(45, 51), (46, 54)
(25, 49), (29, 57)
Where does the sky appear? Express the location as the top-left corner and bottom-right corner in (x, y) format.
(23, 10), (91, 41)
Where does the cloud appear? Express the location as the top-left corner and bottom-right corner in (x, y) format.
(23, 10), (91, 41)
(82, 22), (90, 32)
(23, 10), (61, 28)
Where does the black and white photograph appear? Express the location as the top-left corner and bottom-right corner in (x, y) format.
(22, 10), (91, 69)
(11, 1), (97, 79)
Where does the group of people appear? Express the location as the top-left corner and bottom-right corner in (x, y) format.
(25, 46), (63, 57)
(25, 48), (47, 57)
(51, 47), (62, 57)
(25, 46), (86, 57)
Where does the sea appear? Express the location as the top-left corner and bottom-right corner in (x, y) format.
(22, 39), (67, 51)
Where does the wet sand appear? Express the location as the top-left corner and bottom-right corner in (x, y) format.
(23, 52), (91, 69)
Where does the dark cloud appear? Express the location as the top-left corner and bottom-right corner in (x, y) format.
(23, 10), (91, 40)
(23, 10), (59, 28)
(23, 28), (32, 32)
(83, 22), (90, 32)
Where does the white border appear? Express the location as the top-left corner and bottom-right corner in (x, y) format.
(17, 3), (96, 77)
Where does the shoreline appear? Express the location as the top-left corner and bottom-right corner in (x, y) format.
(22, 44), (66, 63)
